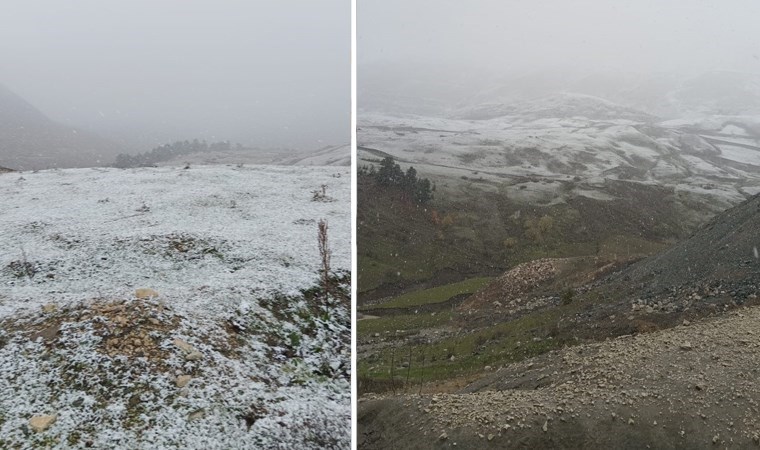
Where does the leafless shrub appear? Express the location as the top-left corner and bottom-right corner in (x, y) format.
(312, 184), (334, 202)
(318, 219), (331, 301)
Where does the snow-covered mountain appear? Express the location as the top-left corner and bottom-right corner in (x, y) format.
(359, 92), (760, 210)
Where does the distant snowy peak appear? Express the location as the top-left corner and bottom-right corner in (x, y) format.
(452, 92), (656, 122)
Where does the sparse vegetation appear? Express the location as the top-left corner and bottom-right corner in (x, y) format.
(114, 139), (245, 168)
(312, 185), (334, 202)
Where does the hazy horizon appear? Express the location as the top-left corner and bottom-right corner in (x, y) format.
(0, 0), (349, 152)
(359, 0), (760, 115)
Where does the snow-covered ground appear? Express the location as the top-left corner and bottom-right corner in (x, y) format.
(273, 144), (351, 167)
(0, 164), (350, 449)
(157, 145), (350, 168)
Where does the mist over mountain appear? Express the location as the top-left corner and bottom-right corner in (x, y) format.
(0, 81), (350, 171)
(360, 64), (760, 119)
(0, 83), (123, 170)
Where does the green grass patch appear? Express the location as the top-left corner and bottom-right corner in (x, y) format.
(368, 277), (493, 310)
(598, 234), (669, 260)
(358, 311), (453, 336)
(358, 299), (588, 390)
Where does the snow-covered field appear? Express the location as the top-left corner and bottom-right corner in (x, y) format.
(0, 165), (350, 448)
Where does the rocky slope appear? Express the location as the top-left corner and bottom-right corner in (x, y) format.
(605, 193), (760, 296)
(359, 306), (760, 449)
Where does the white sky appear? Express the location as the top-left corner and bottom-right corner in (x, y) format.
(0, 0), (349, 151)
(359, 0), (760, 74)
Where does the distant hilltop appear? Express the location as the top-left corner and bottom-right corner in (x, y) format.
(0, 82), (123, 171)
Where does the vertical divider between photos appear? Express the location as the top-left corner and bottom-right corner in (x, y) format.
(350, 0), (358, 448)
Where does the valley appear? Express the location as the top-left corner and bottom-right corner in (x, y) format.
(357, 80), (760, 447)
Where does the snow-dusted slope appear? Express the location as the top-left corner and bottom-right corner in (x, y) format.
(273, 144), (351, 166)
(0, 165), (350, 448)
(154, 145), (350, 168)
(358, 95), (760, 204)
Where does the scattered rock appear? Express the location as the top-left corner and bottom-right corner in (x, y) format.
(29, 415), (56, 432)
(173, 338), (196, 353)
(188, 409), (206, 421)
(176, 375), (192, 388)
(135, 288), (159, 299)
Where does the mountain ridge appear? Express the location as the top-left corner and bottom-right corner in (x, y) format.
(0, 82), (123, 170)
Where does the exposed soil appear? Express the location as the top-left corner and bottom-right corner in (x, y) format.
(359, 306), (760, 449)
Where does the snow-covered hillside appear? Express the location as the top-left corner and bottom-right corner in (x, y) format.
(156, 145), (350, 168)
(0, 165), (350, 448)
(358, 95), (760, 206)
(273, 145), (351, 167)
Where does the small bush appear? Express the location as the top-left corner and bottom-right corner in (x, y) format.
(312, 185), (334, 202)
(6, 259), (38, 279)
(561, 289), (574, 305)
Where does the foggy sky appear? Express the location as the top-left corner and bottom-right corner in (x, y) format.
(0, 0), (349, 151)
(360, 0), (760, 76)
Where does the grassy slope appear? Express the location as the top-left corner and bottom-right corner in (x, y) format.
(358, 174), (686, 298)
(357, 171), (705, 392)
(364, 277), (492, 310)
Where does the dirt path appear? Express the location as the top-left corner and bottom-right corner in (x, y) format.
(359, 305), (760, 449)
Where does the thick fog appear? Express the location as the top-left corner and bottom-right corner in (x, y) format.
(0, 0), (349, 151)
(359, 0), (760, 114)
